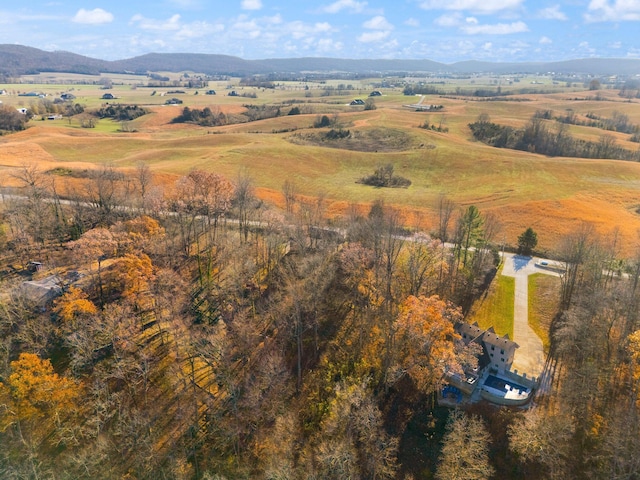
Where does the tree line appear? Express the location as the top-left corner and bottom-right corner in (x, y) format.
(534, 108), (639, 135)
(469, 112), (640, 161)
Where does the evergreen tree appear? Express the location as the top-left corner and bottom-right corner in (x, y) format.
(517, 227), (538, 256)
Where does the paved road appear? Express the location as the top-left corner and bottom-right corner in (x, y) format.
(501, 253), (561, 379)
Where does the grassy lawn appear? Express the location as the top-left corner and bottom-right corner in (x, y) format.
(466, 266), (515, 340)
(528, 273), (561, 353)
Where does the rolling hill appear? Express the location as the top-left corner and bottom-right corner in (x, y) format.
(2, 44), (640, 76)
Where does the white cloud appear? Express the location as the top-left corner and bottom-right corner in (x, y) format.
(405, 17), (420, 27)
(609, 41), (622, 48)
(287, 20), (333, 39)
(539, 36), (552, 44)
(461, 20), (528, 34)
(321, 0), (368, 13)
(626, 47), (640, 57)
(435, 13), (463, 26)
(130, 14), (182, 31)
(363, 15), (393, 30)
(0, 11), (64, 23)
(357, 30), (391, 42)
(538, 5), (567, 20)
(129, 13), (224, 40)
(241, 0), (263, 10)
(357, 15), (393, 43)
(317, 38), (344, 52)
(72, 8), (114, 25)
(585, 0), (640, 22)
(231, 18), (261, 38)
(175, 21), (224, 39)
(313, 22), (333, 32)
(168, 0), (202, 7)
(419, 0), (523, 14)
(264, 14), (283, 24)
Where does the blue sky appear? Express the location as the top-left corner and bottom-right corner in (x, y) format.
(1, 1), (639, 63)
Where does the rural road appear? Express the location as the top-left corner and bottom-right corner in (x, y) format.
(501, 253), (561, 379)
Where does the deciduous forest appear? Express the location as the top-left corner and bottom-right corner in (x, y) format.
(1, 164), (639, 479)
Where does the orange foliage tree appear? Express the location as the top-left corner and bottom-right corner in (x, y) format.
(67, 227), (117, 268)
(112, 215), (165, 254)
(110, 253), (155, 300)
(628, 329), (640, 408)
(391, 295), (462, 393)
(53, 286), (98, 326)
(0, 353), (81, 436)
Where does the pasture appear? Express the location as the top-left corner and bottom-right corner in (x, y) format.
(2, 72), (640, 256)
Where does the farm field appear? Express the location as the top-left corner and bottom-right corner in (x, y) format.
(2, 74), (640, 256)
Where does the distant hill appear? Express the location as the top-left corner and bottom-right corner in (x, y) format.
(259, 57), (447, 74)
(450, 58), (640, 76)
(108, 53), (272, 76)
(2, 44), (640, 77)
(0, 44), (107, 75)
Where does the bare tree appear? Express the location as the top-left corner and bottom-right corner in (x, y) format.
(436, 410), (494, 480)
(401, 233), (439, 297)
(282, 179), (297, 216)
(558, 223), (594, 310)
(233, 172), (255, 244)
(85, 164), (124, 224)
(10, 165), (53, 247)
(508, 409), (573, 480)
(437, 193), (455, 244)
(135, 162), (153, 211)
(309, 381), (398, 479)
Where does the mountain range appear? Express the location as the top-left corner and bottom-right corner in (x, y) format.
(2, 44), (640, 77)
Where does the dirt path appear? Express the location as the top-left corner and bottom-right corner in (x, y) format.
(501, 253), (560, 379)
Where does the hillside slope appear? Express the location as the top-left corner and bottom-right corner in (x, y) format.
(2, 44), (640, 76)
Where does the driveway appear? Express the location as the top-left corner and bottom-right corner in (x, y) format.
(501, 253), (560, 379)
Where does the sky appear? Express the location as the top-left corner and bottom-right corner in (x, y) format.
(1, 1), (640, 63)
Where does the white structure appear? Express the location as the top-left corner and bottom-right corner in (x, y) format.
(456, 322), (518, 374)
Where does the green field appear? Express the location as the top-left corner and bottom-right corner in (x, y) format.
(528, 273), (561, 352)
(466, 267), (515, 339)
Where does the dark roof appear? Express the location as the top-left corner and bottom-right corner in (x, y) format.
(482, 330), (518, 349)
(456, 322), (519, 349)
(457, 322), (484, 342)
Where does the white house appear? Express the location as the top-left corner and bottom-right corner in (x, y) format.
(456, 322), (518, 374)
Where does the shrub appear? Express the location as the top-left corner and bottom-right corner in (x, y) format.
(313, 115), (332, 128)
(96, 104), (147, 121)
(324, 128), (350, 140)
(0, 105), (28, 132)
(357, 164), (411, 188)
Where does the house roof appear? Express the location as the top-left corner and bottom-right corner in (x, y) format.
(457, 322), (485, 342)
(456, 321), (519, 350)
(482, 329), (518, 349)
(19, 275), (62, 305)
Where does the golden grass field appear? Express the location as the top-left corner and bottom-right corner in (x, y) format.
(2, 74), (640, 256)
